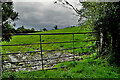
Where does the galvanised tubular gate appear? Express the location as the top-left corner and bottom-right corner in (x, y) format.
(0, 32), (99, 71)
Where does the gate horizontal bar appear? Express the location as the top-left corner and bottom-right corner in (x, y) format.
(3, 64), (42, 70)
(1, 46), (94, 55)
(0, 40), (99, 46)
(14, 32), (98, 35)
(2, 55), (75, 64)
(3, 60), (74, 70)
(2, 52), (94, 64)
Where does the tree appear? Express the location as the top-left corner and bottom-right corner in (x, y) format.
(31, 28), (35, 32)
(1, 2), (18, 41)
(55, 1), (120, 65)
(79, 2), (120, 65)
(43, 28), (47, 31)
(54, 25), (58, 30)
(94, 3), (120, 65)
(16, 26), (25, 33)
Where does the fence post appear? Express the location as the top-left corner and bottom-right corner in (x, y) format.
(40, 35), (44, 70)
(73, 34), (75, 61)
(99, 30), (103, 55)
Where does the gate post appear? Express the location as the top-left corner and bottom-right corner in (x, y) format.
(40, 35), (44, 70)
(99, 29), (103, 55)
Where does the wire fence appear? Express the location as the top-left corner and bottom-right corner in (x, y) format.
(0, 32), (100, 71)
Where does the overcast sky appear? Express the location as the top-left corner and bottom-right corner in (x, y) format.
(13, 0), (81, 30)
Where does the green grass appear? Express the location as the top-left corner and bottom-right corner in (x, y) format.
(2, 58), (120, 78)
(2, 26), (97, 55)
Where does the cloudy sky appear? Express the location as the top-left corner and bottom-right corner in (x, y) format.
(12, 0), (81, 30)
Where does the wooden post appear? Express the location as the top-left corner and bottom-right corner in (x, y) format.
(40, 35), (44, 70)
(99, 29), (103, 54)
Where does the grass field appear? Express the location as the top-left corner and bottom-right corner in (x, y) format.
(2, 26), (97, 55)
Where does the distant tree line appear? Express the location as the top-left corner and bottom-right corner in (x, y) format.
(12, 26), (35, 33)
(8, 25), (60, 34)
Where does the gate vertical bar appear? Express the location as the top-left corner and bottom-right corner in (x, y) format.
(40, 35), (44, 70)
(0, 54), (2, 77)
(73, 34), (75, 61)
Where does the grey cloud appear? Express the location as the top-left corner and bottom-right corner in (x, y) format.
(13, 2), (78, 30)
